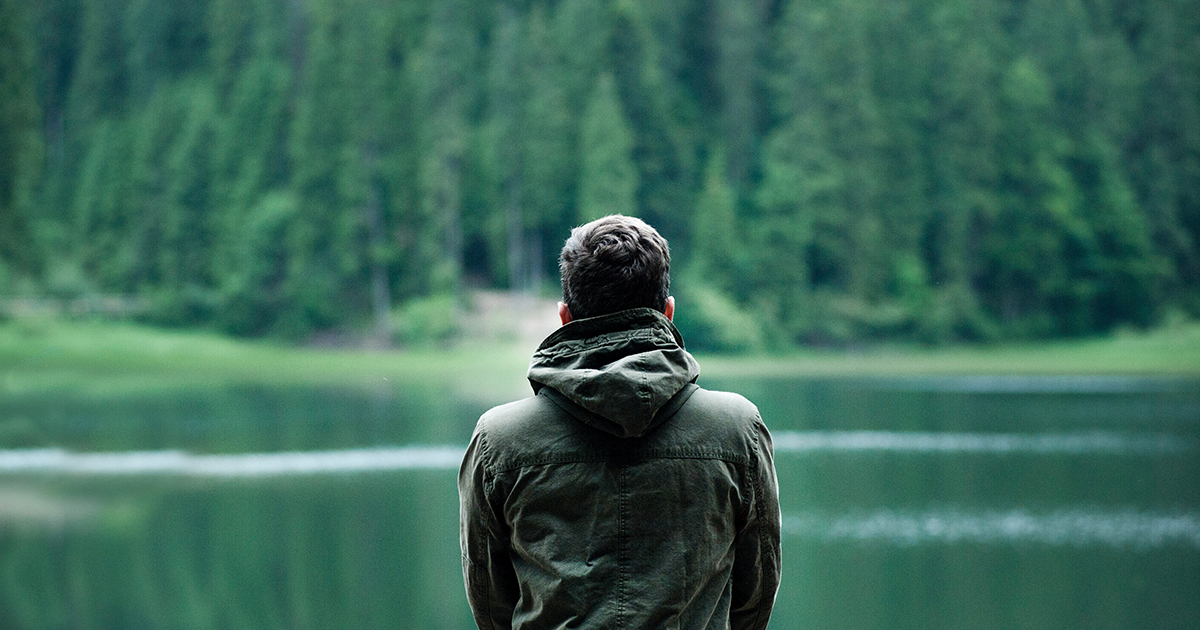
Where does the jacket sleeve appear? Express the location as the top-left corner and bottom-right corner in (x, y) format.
(729, 416), (783, 630)
(459, 424), (520, 630)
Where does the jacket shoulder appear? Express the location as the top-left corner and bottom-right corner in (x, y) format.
(472, 394), (580, 465)
(676, 387), (763, 437)
(477, 394), (557, 436)
(639, 386), (766, 462)
(685, 387), (760, 419)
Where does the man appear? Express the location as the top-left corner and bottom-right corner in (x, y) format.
(459, 215), (781, 630)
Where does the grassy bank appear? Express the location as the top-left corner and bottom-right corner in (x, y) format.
(0, 319), (536, 398)
(701, 324), (1200, 378)
(1, 318), (1197, 398)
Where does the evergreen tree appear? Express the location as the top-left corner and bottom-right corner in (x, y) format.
(285, 0), (353, 332)
(551, 0), (607, 114)
(980, 56), (1084, 337)
(9, 0), (1199, 342)
(714, 0), (765, 188)
(578, 72), (638, 221)
(413, 0), (479, 293)
(519, 6), (572, 289)
(481, 3), (526, 291)
(0, 0), (42, 282)
(609, 1), (695, 240)
(692, 148), (738, 287)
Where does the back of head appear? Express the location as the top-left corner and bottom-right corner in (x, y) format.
(559, 215), (670, 320)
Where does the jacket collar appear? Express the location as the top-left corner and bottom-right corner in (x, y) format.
(527, 308), (700, 438)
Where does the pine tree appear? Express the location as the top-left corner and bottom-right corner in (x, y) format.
(413, 0), (479, 293)
(520, 6), (572, 289)
(0, 0), (42, 282)
(692, 148), (738, 287)
(578, 72), (638, 221)
(481, 3), (526, 291)
(980, 56), (1083, 337)
(714, 0), (765, 187)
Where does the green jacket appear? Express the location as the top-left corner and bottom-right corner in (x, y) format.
(459, 308), (781, 630)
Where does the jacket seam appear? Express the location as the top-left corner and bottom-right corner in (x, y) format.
(491, 452), (751, 474)
(747, 416), (771, 630)
(535, 328), (669, 359)
(618, 464), (628, 628)
(475, 429), (501, 630)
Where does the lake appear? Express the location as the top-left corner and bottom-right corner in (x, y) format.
(1, 375), (1197, 629)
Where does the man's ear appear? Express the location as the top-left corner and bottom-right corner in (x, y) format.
(558, 302), (573, 325)
(664, 296), (675, 321)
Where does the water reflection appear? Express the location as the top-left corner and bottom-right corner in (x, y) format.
(785, 508), (1200, 550)
(0, 474), (469, 629)
(0, 377), (1197, 629)
(771, 430), (1198, 454)
(0, 446), (463, 476)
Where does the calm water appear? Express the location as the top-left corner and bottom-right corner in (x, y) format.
(1, 376), (1197, 629)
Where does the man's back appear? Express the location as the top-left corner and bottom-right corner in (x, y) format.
(459, 308), (781, 630)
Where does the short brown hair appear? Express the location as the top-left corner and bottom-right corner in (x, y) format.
(559, 215), (671, 320)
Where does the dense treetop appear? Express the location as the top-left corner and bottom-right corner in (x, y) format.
(0, 0), (1196, 348)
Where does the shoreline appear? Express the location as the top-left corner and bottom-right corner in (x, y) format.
(2, 319), (1197, 398)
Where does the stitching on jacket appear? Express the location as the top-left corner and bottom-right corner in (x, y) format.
(482, 557), (495, 630)
(535, 327), (670, 358)
(747, 415), (772, 630)
(479, 431), (499, 630)
(492, 451), (751, 474)
(618, 464), (628, 628)
(478, 427), (496, 477)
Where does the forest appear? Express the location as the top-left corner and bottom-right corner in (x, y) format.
(0, 0), (1197, 350)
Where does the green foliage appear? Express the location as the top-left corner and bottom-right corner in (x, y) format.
(391, 293), (459, 347)
(0, 0), (1196, 347)
(673, 274), (764, 354)
(578, 72), (638, 221)
(0, 0), (42, 280)
(219, 190), (299, 336)
(691, 149), (739, 282)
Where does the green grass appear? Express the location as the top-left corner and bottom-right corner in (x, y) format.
(700, 324), (1200, 378)
(1, 318), (1197, 398)
(0, 319), (535, 398)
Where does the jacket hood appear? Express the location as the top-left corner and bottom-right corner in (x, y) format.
(527, 308), (701, 438)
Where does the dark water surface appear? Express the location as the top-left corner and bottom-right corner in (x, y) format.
(1, 376), (1197, 629)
